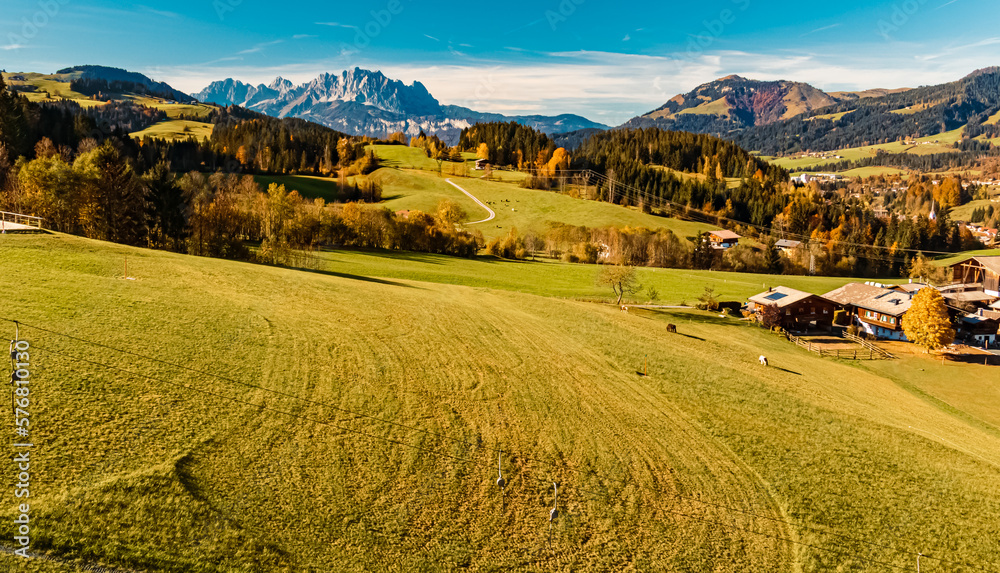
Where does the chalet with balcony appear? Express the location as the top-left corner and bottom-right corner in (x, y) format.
(823, 283), (913, 341)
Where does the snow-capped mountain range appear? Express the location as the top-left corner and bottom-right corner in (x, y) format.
(193, 68), (608, 142)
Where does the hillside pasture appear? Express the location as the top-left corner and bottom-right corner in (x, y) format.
(131, 120), (214, 142)
(372, 168), (715, 240)
(1, 233), (999, 572)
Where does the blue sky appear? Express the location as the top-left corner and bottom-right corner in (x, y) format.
(2, 0), (999, 124)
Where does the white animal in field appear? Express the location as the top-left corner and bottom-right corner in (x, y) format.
(759, 355), (768, 366)
(621, 306), (628, 313)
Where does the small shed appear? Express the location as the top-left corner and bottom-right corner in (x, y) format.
(775, 239), (801, 253)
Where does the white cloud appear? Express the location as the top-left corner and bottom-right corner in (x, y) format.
(2, 44), (24, 51)
(153, 44), (1000, 125)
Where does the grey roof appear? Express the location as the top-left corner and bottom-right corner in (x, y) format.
(748, 286), (820, 308)
(943, 291), (998, 303)
(775, 239), (802, 249)
(822, 283), (913, 317)
(892, 282), (927, 293)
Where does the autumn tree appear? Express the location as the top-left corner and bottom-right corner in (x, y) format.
(908, 253), (950, 285)
(476, 143), (490, 160)
(435, 200), (467, 227)
(902, 288), (955, 352)
(598, 265), (641, 305)
(759, 303), (782, 329)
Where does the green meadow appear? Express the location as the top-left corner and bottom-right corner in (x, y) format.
(1, 232), (999, 572)
(131, 119), (214, 142)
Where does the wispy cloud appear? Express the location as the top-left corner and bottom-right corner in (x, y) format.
(622, 34), (631, 42)
(424, 34), (440, 42)
(936, 0), (961, 9)
(1, 44), (24, 51)
(800, 23), (841, 37)
(316, 22), (358, 30)
(917, 37), (1000, 61)
(237, 40), (284, 55)
(293, 34), (316, 40)
(136, 5), (180, 19)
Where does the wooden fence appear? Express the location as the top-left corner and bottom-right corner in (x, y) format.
(0, 211), (44, 229)
(842, 332), (896, 359)
(787, 333), (894, 361)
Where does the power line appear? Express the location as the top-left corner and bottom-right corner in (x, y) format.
(9, 319), (998, 571)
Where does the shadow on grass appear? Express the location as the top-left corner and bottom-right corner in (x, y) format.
(673, 332), (706, 341)
(771, 366), (802, 376)
(317, 246), (448, 265)
(294, 266), (421, 289)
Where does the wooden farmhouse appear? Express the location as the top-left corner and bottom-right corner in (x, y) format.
(823, 283), (914, 341)
(708, 230), (741, 250)
(747, 286), (837, 332)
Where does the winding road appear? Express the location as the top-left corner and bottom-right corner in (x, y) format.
(446, 178), (495, 225)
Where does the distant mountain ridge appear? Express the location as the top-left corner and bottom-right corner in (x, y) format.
(194, 68), (609, 143)
(626, 69), (1000, 155)
(55, 65), (191, 101)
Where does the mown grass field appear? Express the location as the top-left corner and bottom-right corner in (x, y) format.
(2, 233), (1000, 572)
(131, 119), (214, 142)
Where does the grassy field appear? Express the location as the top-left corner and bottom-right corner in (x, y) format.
(372, 169), (716, 240)
(675, 98), (730, 117)
(651, 165), (743, 189)
(806, 111), (849, 122)
(254, 174), (342, 201)
(131, 119), (214, 142)
(950, 199), (999, 222)
(2, 233), (1000, 572)
(764, 127), (966, 172)
(934, 248), (1000, 266)
(313, 248), (880, 303)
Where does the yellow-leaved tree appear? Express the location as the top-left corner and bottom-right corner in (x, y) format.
(902, 288), (955, 352)
(476, 142), (490, 160)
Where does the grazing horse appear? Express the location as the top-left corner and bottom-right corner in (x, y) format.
(759, 355), (768, 366)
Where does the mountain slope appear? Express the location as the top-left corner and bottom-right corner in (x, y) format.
(625, 69), (1000, 159)
(735, 67), (1000, 154)
(55, 65), (191, 101)
(194, 68), (608, 142)
(633, 76), (839, 130)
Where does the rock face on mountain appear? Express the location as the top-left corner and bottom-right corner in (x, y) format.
(194, 68), (607, 143)
(628, 75), (839, 131)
